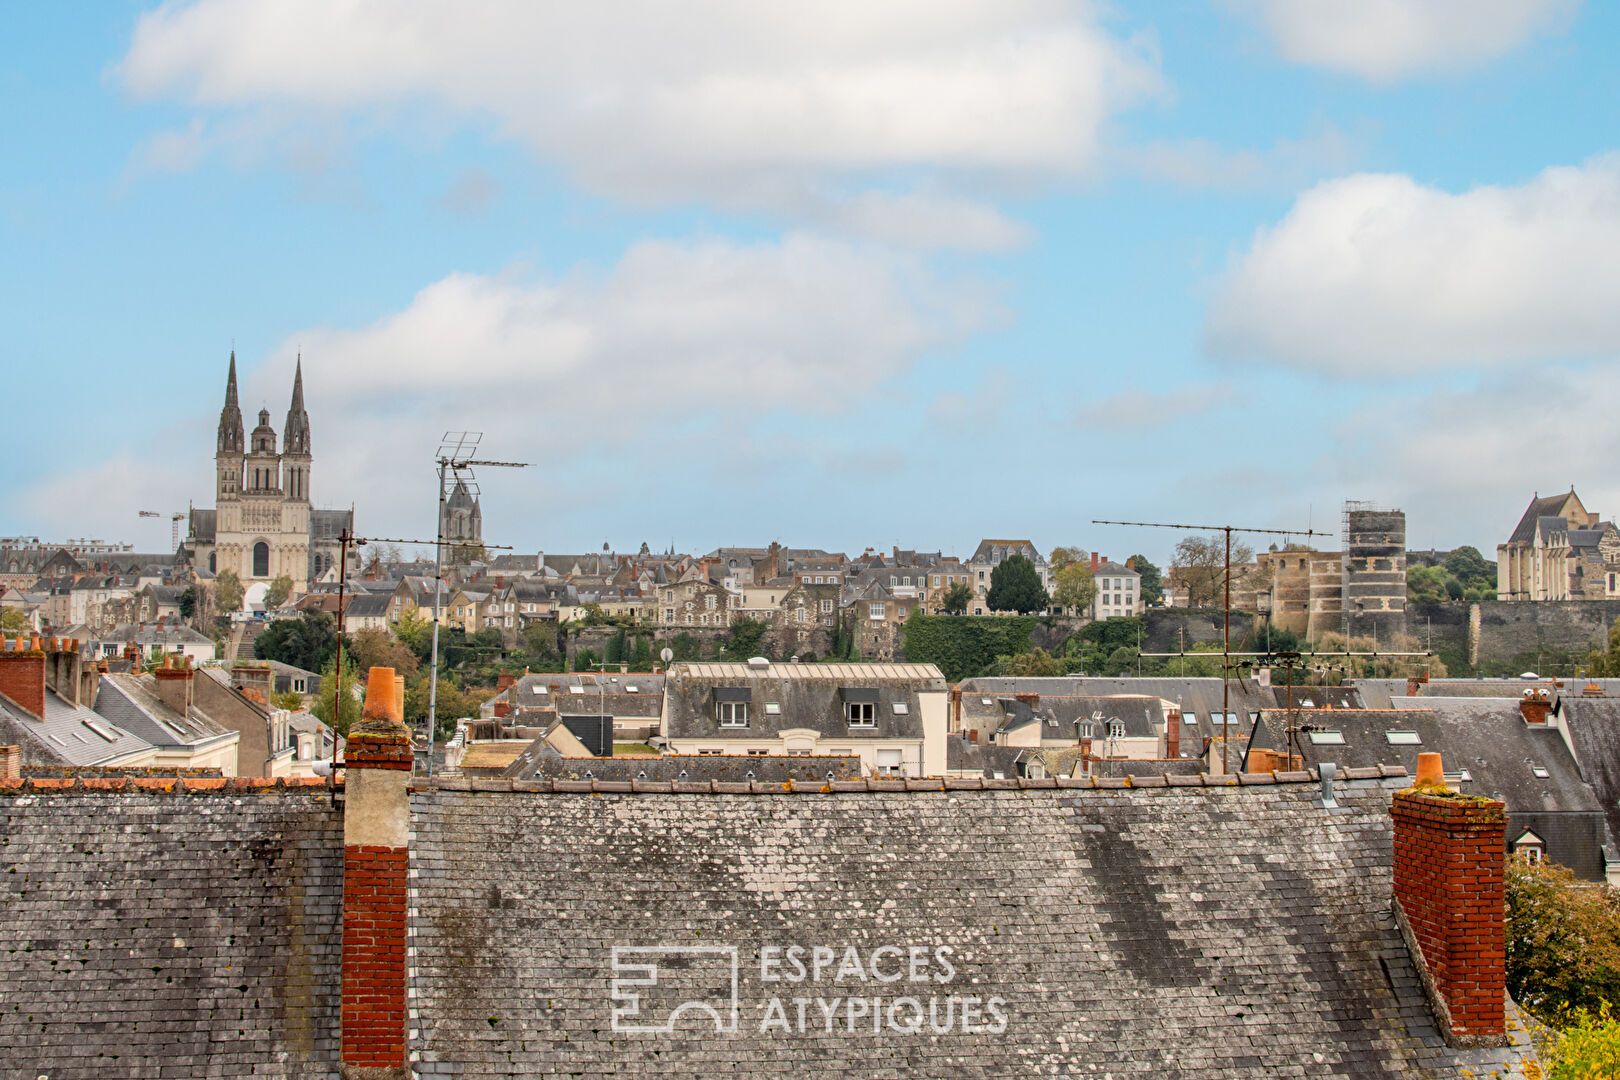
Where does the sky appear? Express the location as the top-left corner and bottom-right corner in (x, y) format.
(5, 0), (1620, 565)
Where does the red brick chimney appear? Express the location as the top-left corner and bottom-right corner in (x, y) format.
(1090, 552), (1100, 574)
(1519, 687), (1551, 726)
(1164, 709), (1180, 759)
(0, 744), (19, 781)
(0, 636), (47, 720)
(341, 667), (413, 1078)
(1391, 787), (1508, 1048)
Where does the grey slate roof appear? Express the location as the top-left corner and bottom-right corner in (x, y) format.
(1508, 494), (1573, 543)
(94, 674), (236, 751)
(664, 662), (946, 740)
(341, 592), (392, 618)
(503, 750), (864, 783)
(407, 781), (1541, 1078)
(0, 789), (341, 1076)
(505, 672), (665, 720)
(1248, 702), (1607, 879)
(0, 691), (154, 767)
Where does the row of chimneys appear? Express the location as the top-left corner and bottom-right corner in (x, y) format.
(0, 634), (101, 720)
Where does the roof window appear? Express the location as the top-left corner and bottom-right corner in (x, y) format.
(1531, 765), (1550, 778)
(892, 702), (909, 715)
(765, 702), (781, 715)
(569, 685), (584, 695)
(1384, 731), (1422, 745)
(83, 720), (120, 743)
(1307, 731), (1346, 745)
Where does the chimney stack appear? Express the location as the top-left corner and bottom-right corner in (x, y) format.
(0, 744), (19, 781)
(1519, 687), (1551, 726)
(340, 667), (413, 1078)
(153, 652), (196, 715)
(1164, 709), (1180, 759)
(0, 636), (47, 720)
(1391, 787), (1508, 1048)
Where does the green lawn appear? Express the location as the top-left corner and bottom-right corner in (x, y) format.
(613, 742), (659, 756)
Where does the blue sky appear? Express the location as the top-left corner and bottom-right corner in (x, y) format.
(5, 1), (1619, 564)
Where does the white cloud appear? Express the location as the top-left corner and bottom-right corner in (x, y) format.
(1114, 125), (1361, 192)
(116, 1), (1160, 243)
(1228, 0), (1579, 81)
(1205, 157), (1620, 375)
(254, 234), (991, 532)
(1325, 366), (1620, 550)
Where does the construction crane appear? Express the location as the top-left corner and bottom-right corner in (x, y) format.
(138, 510), (187, 554)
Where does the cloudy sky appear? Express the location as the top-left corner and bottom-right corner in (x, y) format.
(6, 1), (1619, 562)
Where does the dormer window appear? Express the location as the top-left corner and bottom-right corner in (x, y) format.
(715, 686), (751, 727)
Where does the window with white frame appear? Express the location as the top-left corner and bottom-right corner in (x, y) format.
(820, 599), (833, 614)
(719, 701), (749, 727)
(869, 603), (885, 620)
(847, 702), (876, 726)
(706, 594), (717, 610)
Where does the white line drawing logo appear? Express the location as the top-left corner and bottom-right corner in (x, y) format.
(610, 946), (740, 1033)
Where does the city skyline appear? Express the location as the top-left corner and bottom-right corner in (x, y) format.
(6, 2), (1619, 564)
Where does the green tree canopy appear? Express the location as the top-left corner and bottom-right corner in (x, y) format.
(264, 574), (294, 610)
(1052, 563), (1097, 615)
(721, 617), (769, 661)
(1049, 546), (1088, 572)
(310, 651), (362, 736)
(1444, 545), (1495, 590)
(178, 587), (196, 619)
(1129, 555), (1164, 606)
(1507, 856), (1620, 1024)
(986, 555), (1049, 614)
(214, 569), (244, 614)
(940, 580), (973, 615)
(254, 609), (340, 672)
(393, 606), (434, 664)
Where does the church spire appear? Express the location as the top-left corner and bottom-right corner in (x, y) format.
(216, 351), (245, 455)
(284, 355), (311, 457)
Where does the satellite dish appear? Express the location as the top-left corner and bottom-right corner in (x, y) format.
(660, 647), (674, 664)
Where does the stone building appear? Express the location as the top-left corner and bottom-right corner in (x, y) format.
(183, 354), (353, 596)
(1252, 507), (1408, 640)
(1497, 489), (1620, 601)
(439, 477), (482, 560)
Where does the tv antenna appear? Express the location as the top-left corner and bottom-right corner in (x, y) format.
(1093, 518), (1330, 775)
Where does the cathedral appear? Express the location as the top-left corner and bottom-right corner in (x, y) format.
(184, 354), (353, 593)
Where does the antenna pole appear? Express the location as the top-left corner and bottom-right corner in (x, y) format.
(427, 456), (447, 776)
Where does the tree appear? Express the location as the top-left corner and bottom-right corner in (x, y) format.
(254, 609), (340, 672)
(404, 671), (489, 740)
(1544, 1005), (1620, 1079)
(272, 689), (305, 712)
(393, 606), (433, 663)
(986, 555), (1049, 614)
(1506, 856), (1620, 1024)
(1130, 555), (1164, 606)
(1588, 618), (1620, 677)
(1049, 546), (1089, 572)
(310, 652), (363, 735)
(1, 609), (26, 633)
(1444, 545), (1495, 591)
(1172, 535), (1253, 610)
(349, 626), (421, 678)
(178, 587), (196, 619)
(995, 647), (1065, 676)
(1052, 564), (1098, 615)
(940, 581), (974, 615)
(721, 617), (769, 661)
(215, 568), (244, 614)
(264, 575), (294, 610)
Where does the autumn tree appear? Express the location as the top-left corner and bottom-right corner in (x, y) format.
(349, 626), (420, 678)
(1052, 563), (1098, 616)
(1506, 857), (1620, 1023)
(1049, 546), (1089, 572)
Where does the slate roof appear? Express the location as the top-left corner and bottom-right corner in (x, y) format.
(0, 788), (342, 1075)
(0, 689), (154, 767)
(1553, 696), (1620, 864)
(1508, 493), (1574, 543)
(341, 593), (392, 618)
(961, 676), (1268, 745)
(505, 672), (665, 719)
(407, 780), (1541, 1078)
(93, 675), (237, 750)
(1247, 702), (1607, 879)
(503, 750), (865, 783)
(665, 662), (946, 740)
(99, 621), (213, 647)
(965, 692), (1164, 740)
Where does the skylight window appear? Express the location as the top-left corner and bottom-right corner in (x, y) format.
(535, 686), (549, 694)
(1531, 765), (1550, 778)
(765, 702), (781, 715)
(626, 685), (639, 693)
(569, 685), (584, 695)
(1385, 731), (1422, 745)
(1308, 731), (1346, 745)
(893, 703), (909, 715)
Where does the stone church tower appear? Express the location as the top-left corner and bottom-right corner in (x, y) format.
(185, 353), (352, 597)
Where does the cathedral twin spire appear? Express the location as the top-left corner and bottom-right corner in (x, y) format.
(215, 351), (311, 458)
